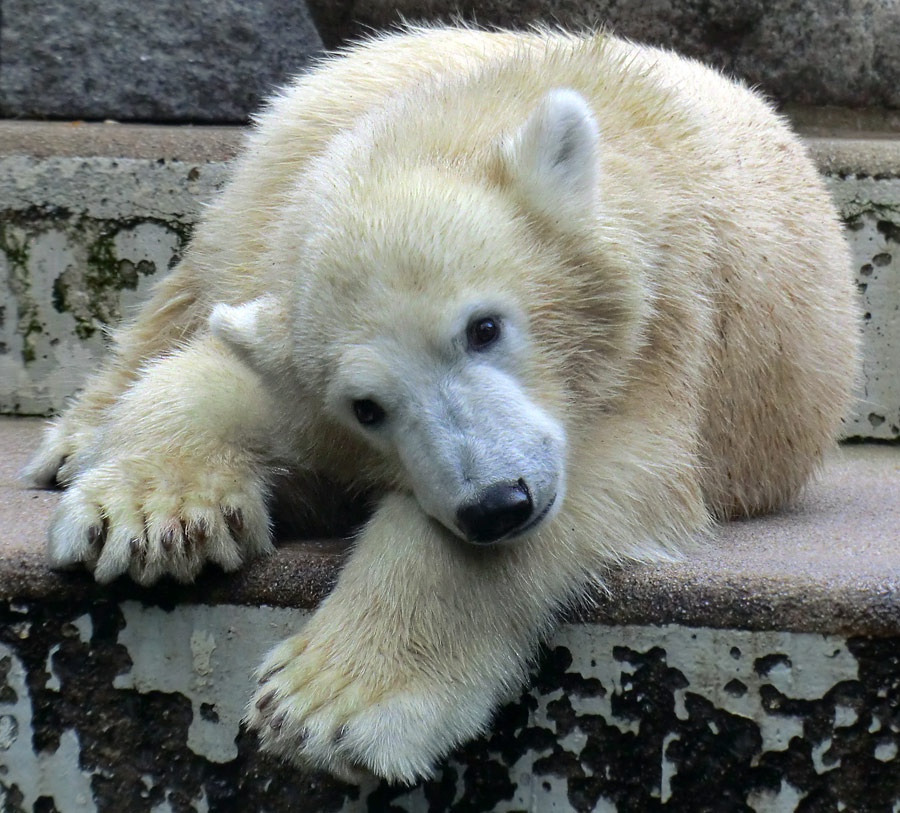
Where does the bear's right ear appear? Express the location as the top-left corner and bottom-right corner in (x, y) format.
(208, 296), (291, 373)
(502, 88), (600, 223)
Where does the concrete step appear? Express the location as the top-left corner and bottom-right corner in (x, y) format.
(0, 418), (898, 811)
(1, 122), (899, 438)
(1, 1), (897, 124)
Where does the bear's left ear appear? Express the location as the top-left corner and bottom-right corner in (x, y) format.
(503, 88), (600, 222)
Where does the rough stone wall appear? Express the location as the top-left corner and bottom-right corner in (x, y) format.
(309, 1), (900, 112)
(0, 600), (896, 812)
(2, 0), (897, 122)
(0, 0), (323, 122)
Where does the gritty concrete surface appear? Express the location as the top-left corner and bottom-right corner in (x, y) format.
(0, 0), (323, 122)
(0, 121), (245, 162)
(1, 417), (898, 636)
(809, 135), (900, 177)
(308, 0), (900, 110)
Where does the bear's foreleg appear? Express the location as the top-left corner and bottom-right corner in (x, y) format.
(46, 335), (276, 584)
(247, 491), (579, 785)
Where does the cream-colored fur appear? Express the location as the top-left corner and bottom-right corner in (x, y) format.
(25, 27), (859, 783)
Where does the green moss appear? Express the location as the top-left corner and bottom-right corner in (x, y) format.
(2, 210), (193, 369)
(0, 219), (40, 364)
(74, 321), (97, 340)
(85, 228), (131, 294)
(51, 263), (94, 339)
(74, 223), (158, 338)
(169, 219), (193, 248)
(21, 316), (42, 362)
(52, 276), (67, 314)
(842, 202), (900, 225)
(0, 221), (29, 270)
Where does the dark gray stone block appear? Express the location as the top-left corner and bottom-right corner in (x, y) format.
(308, 0), (900, 109)
(0, 0), (324, 122)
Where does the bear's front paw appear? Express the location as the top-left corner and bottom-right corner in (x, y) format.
(49, 456), (273, 584)
(247, 623), (497, 785)
(22, 416), (94, 488)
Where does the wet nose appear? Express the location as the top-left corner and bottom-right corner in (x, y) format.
(456, 481), (533, 544)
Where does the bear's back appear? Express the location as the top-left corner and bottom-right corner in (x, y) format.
(189, 28), (859, 519)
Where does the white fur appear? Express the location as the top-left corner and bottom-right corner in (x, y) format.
(209, 296), (292, 373)
(323, 303), (565, 539)
(45, 337), (276, 584)
(28, 27), (859, 783)
(209, 300), (264, 350)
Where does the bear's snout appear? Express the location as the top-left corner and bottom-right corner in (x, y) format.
(456, 480), (533, 543)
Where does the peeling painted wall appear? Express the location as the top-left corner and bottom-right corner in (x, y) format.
(0, 599), (896, 812)
(0, 155), (227, 415)
(1, 152), (899, 437)
(826, 174), (900, 439)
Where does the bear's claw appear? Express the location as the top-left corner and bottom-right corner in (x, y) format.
(48, 460), (273, 585)
(245, 616), (488, 786)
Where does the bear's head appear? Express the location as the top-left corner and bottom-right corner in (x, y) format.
(211, 89), (647, 544)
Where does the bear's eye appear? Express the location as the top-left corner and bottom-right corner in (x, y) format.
(353, 399), (386, 427)
(467, 316), (501, 351)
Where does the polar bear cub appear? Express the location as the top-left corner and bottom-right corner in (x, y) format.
(26, 27), (859, 782)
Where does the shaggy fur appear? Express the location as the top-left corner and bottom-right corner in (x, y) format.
(25, 27), (859, 782)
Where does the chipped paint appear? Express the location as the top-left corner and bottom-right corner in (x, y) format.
(113, 602), (305, 764)
(746, 779), (806, 812)
(0, 597), (896, 811)
(0, 644), (96, 811)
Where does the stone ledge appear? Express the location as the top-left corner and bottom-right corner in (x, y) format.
(3, 417), (898, 637)
(788, 105), (900, 137)
(1, 121), (899, 172)
(0, 121), (246, 162)
(807, 135), (900, 178)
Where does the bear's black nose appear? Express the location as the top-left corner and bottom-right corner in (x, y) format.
(456, 481), (533, 544)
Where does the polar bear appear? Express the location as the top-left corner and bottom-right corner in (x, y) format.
(25, 27), (858, 782)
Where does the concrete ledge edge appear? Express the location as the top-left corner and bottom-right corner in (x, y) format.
(3, 419), (899, 637)
(2, 121), (900, 178)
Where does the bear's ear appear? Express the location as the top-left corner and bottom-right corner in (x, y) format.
(209, 296), (290, 373)
(503, 88), (600, 222)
